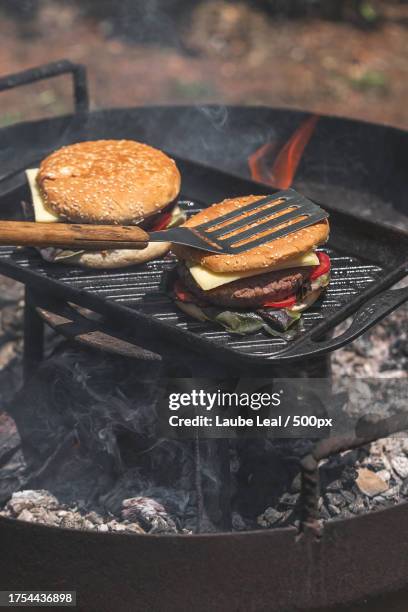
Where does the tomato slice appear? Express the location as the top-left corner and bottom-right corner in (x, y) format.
(152, 211), (172, 231)
(310, 252), (331, 280)
(174, 280), (195, 303)
(262, 295), (297, 309)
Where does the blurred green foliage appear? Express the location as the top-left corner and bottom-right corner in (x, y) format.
(349, 70), (389, 93)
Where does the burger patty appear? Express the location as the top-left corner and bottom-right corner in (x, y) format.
(178, 264), (312, 308)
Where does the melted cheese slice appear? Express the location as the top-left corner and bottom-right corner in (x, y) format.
(26, 168), (60, 222)
(188, 251), (319, 291)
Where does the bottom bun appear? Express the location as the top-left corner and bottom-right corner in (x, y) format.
(40, 241), (171, 269)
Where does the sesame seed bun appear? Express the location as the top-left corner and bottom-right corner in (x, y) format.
(37, 140), (181, 225)
(172, 195), (329, 273)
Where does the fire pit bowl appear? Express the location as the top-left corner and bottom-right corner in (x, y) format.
(1, 503), (408, 611)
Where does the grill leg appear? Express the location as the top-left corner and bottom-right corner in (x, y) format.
(23, 287), (44, 381)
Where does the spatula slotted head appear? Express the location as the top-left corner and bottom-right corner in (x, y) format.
(151, 190), (329, 254)
(191, 189), (329, 254)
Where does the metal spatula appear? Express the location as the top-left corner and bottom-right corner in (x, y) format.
(153, 189), (328, 254)
(0, 189), (328, 254)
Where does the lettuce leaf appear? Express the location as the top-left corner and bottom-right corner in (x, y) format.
(175, 301), (300, 339)
(39, 247), (86, 263)
(215, 310), (266, 334)
(167, 207), (187, 228)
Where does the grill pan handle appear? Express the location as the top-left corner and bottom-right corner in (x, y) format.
(0, 59), (89, 113)
(280, 285), (408, 361)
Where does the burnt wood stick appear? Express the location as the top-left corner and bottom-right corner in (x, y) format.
(0, 221), (150, 250)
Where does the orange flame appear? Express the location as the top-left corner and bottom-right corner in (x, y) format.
(249, 114), (319, 189)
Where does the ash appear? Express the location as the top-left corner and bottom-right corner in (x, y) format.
(0, 490), (148, 534)
(0, 276), (407, 535)
(332, 303), (408, 378)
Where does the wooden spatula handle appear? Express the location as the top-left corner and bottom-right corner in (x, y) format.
(0, 221), (150, 250)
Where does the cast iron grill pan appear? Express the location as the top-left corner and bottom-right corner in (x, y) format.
(0, 178), (407, 365)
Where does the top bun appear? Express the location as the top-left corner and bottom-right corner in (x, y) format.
(37, 140), (181, 225)
(173, 195), (329, 273)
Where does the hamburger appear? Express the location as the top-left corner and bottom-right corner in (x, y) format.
(25, 139), (185, 268)
(172, 195), (331, 337)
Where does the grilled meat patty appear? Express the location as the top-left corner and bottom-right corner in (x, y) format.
(178, 264), (312, 308)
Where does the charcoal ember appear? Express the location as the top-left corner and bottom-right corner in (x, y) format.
(84, 511), (104, 525)
(279, 509), (296, 527)
(1, 302), (24, 339)
(341, 490), (356, 505)
(4, 490), (60, 516)
(107, 521), (146, 534)
(0, 342), (19, 372)
(277, 492), (298, 510)
(324, 493), (345, 509)
(391, 456), (408, 480)
(320, 505), (331, 520)
(379, 485), (401, 500)
(290, 473), (301, 494)
(391, 338), (408, 359)
(231, 512), (248, 531)
(327, 504), (341, 517)
(361, 455), (387, 472)
(257, 507), (284, 528)
(0, 411), (20, 464)
(325, 479), (343, 492)
(400, 479), (408, 498)
(0, 278), (23, 305)
(320, 453), (359, 487)
(0, 489), (148, 534)
(375, 469), (392, 484)
(17, 507), (59, 527)
(16, 508), (35, 523)
(60, 514), (94, 531)
(341, 509), (355, 519)
(341, 466), (358, 488)
(122, 497), (178, 533)
(120, 523), (145, 534)
(107, 520), (126, 532)
(349, 498), (366, 515)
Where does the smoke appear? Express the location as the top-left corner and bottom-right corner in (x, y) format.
(5, 345), (232, 531)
